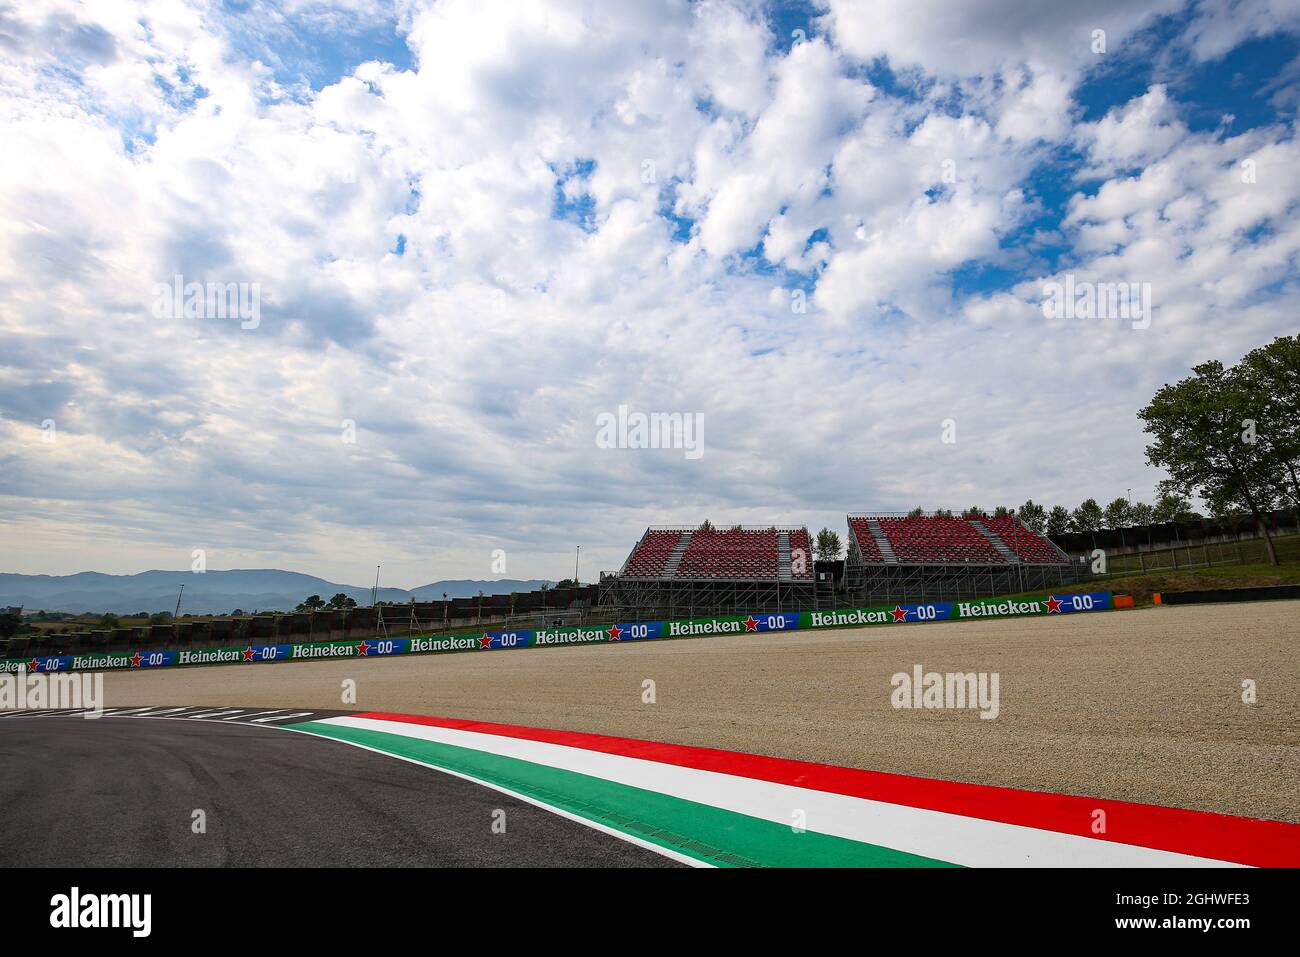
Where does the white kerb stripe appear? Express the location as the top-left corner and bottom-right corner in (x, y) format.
(313, 716), (1239, 869)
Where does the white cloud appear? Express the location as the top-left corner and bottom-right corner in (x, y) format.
(0, 0), (1297, 585)
(1076, 84), (1187, 175)
(1180, 0), (1300, 62)
(821, 0), (1181, 77)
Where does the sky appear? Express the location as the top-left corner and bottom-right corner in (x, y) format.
(1, 0), (1298, 588)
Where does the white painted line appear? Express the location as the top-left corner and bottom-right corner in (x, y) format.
(250, 712), (318, 723)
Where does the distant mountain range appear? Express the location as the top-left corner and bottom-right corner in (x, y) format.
(0, 570), (556, 616)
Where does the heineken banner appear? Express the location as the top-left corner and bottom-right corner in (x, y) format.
(803, 602), (955, 628)
(953, 592), (1111, 618)
(2, 592), (1112, 674)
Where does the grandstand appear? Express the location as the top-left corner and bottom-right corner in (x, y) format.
(601, 515), (1084, 618)
(845, 512), (1078, 603)
(602, 525), (819, 619)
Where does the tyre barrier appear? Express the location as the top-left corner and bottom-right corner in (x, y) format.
(1155, 584), (1300, 606)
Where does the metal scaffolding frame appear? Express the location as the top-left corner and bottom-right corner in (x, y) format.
(597, 573), (819, 622)
(843, 561), (1085, 604)
(843, 516), (1084, 604)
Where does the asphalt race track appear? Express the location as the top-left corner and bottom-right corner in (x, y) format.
(6, 702), (1295, 867)
(0, 710), (681, 867)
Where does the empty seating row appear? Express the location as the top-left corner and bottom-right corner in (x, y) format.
(787, 528), (815, 578)
(619, 526), (814, 581)
(619, 515), (1067, 579)
(876, 515), (1007, 564)
(982, 515), (1068, 563)
(620, 529), (683, 577)
(846, 518), (886, 563)
(849, 514), (1068, 565)
(677, 529), (779, 579)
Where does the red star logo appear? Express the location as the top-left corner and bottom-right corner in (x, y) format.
(130, 653), (143, 668)
(607, 624), (623, 641)
(242, 646), (255, 661)
(27, 658), (40, 672)
(1044, 595), (1063, 614)
(744, 616), (759, 632)
(479, 634), (493, 649)
(355, 641), (370, 656)
(891, 605), (909, 623)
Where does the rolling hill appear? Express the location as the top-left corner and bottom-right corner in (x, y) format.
(0, 570), (555, 615)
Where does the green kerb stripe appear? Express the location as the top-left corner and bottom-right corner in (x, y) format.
(292, 720), (957, 868)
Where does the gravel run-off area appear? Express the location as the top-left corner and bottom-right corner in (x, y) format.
(99, 602), (1300, 822)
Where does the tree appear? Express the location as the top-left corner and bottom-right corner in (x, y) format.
(1238, 334), (1300, 514)
(554, 579), (578, 589)
(934, 508), (953, 517)
(907, 506), (925, 517)
(814, 528), (842, 561)
(1153, 491), (1192, 524)
(993, 505), (1013, 517)
(326, 593), (357, 610)
(0, 613), (20, 640)
(1104, 497), (1133, 549)
(1103, 498), (1132, 530)
(1139, 359), (1283, 565)
(1131, 501), (1155, 545)
(1209, 501), (1250, 540)
(1071, 499), (1104, 548)
(296, 595), (326, 612)
(962, 506), (984, 517)
(100, 613), (120, 629)
(1018, 500), (1047, 533)
(1070, 499), (1103, 531)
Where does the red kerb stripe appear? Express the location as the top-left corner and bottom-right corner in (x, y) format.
(350, 711), (1299, 867)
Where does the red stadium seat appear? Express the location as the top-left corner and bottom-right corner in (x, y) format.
(620, 526), (813, 581)
(982, 516), (1069, 563)
(848, 513), (1066, 565)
